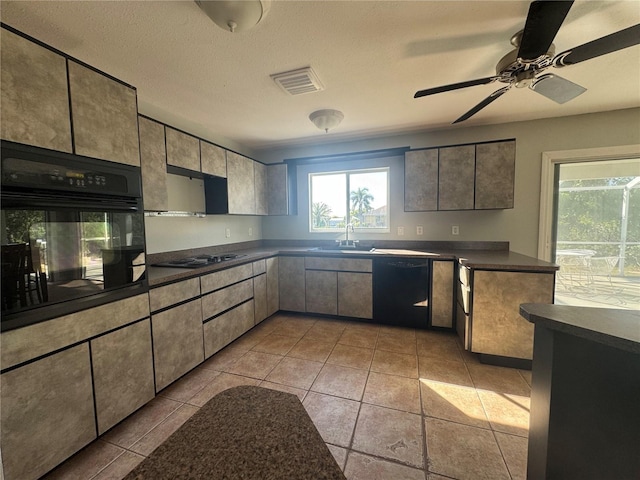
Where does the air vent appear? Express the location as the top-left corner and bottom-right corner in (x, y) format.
(271, 67), (324, 96)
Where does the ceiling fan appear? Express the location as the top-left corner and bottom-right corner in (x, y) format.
(414, 0), (640, 124)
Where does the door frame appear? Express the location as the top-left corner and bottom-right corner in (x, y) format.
(537, 144), (640, 262)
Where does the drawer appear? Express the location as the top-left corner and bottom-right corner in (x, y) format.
(305, 256), (372, 272)
(201, 263), (254, 294)
(201, 279), (253, 319)
(252, 259), (266, 275)
(203, 300), (254, 358)
(149, 277), (200, 312)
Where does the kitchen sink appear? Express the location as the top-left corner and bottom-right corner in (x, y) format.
(307, 246), (377, 253)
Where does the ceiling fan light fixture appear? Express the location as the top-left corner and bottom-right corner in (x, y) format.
(309, 109), (344, 133)
(195, 0), (271, 33)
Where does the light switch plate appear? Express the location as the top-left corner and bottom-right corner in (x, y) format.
(452, 225), (459, 235)
(397, 226), (405, 236)
(225, 228), (231, 238)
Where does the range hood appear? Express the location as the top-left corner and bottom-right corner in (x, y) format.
(146, 173), (205, 217)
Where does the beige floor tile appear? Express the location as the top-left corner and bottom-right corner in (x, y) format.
(338, 327), (378, 349)
(304, 320), (346, 343)
(311, 364), (369, 401)
(495, 431), (528, 480)
(270, 316), (315, 338)
(378, 325), (416, 340)
(223, 350), (283, 380)
(418, 356), (473, 387)
(199, 344), (247, 371)
(42, 440), (124, 480)
(477, 390), (530, 437)
(129, 404), (199, 456)
(225, 331), (265, 352)
(371, 350), (419, 378)
(90, 450), (145, 480)
(157, 366), (220, 403)
(264, 356), (324, 389)
(466, 363), (531, 396)
(518, 369), (532, 386)
(352, 404), (424, 468)
(287, 337), (336, 362)
(376, 335), (417, 355)
(248, 317), (280, 336)
(417, 337), (463, 362)
(303, 392), (360, 447)
(251, 334), (299, 355)
(363, 372), (421, 414)
(188, 372), (260, 407)
(327, 343), (374, 370)
(425, 417), (510, 480)
(326, 444), (348, 471)
(420, 380), (490, 429)
(426, 473), (451, 480)
(344, 451), (426, 480)
(258, 381), (308, 401)
(101, 396), (183, 448)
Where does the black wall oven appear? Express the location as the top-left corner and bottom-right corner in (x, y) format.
(1, 141), (147, 331)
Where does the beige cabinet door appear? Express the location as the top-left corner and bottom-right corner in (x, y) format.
(306, 270), (338, 315)
(279, 256), (306, 312)
(475, 140), (516, 209)
(166, 126), (200, 172)
(254, 161), (268, 215)
(68, 61), (140, 166)
(338, 272), (372, 319)
(438, 145), (475, 210)
(227, 151), (255, 214)
(203, 300), (255, 358)
(405, 149), (438, 211)
(1, 28), (72, 152)
(91, 319), (155, 434)
(151, 299), (205, 391)
(1, 344), (95, 480)
(267, 164), (289, 215)
(200, 140), (227, 177)
(254, 273), (268, 324)
(430, 260), (454, 328)
(266, 256), (280, 316)
(139, 116), (168, 211)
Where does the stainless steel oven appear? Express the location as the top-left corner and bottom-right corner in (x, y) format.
(1, 141), (147, 330)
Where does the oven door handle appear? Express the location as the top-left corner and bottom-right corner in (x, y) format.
(1, 190), (139, 211)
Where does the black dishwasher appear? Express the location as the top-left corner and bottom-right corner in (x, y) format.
(373, 258), (430, 328)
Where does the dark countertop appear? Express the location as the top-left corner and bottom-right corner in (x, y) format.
(148, 245), (558, 287)
(520, 303), (640, 354)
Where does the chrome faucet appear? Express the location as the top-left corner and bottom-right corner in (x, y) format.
(345, 223), (354, 245)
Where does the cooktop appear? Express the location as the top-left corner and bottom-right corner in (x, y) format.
(153, 253), (247, 269)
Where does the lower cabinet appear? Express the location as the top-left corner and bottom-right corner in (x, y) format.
(266, 256), (279, 316)
(338, 272), (372, 319)
(0, 344), (96, 480)
(430, 260), (455, 328)
(151, 299), (205, 392)
(279, 256), (305, 312)
(91, 319), (155, 434)
(203, 300), (255, 358)
(305, 270), (338, 315)
(254, 272), (267, 324)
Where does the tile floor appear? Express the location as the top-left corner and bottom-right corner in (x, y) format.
(43, 313), (532, 480)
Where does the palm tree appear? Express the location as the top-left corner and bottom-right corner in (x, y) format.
(312, 202), (332, 228)
(350, 187), (374, 223)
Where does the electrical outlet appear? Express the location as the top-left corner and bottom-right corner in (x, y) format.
(416, 225), (424, 235)
(397, 226), (405, 236)
(452, 225), (459, 235)
(225, 228), (231, 238)
(248, 227), (253, 237)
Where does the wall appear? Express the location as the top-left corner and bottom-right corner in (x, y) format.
(258, 108), (640, 258)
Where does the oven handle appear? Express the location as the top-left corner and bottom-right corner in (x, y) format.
(1, 190), (140, 211)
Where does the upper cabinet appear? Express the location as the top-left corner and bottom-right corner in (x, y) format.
(267, 163), (289, 216)
(68, 61), (140, 166)
(1, 28), (72, 153)
(226, 151), (256, 215)
(254, 162), (268, 215)
(404, 139), (515, 211)
(200, 140), (227, 177)
(165, 127), (200, 172)
(138, 116), (168, 211)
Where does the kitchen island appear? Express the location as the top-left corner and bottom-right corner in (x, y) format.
(520, 304), (640, 480)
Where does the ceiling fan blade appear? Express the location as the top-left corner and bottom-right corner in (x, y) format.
(530, 74), (586, 104)
(414, 76), (498, 98)
(452, 86), (511, 124)
(518, 0), (574, 61)
(553, 23), (640, 67)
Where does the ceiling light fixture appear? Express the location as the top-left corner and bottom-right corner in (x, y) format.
(195, 0), (271, 33)
(309, 109), (344, 133)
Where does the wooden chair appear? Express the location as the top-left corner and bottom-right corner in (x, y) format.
(1, 243), (27, 310)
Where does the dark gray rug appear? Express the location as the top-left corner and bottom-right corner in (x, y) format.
(124, 385), (346, 479)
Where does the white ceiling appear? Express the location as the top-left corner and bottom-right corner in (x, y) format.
(1, 1), (639, 152)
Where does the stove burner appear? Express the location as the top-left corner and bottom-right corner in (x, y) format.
(154, 253), (246, 269)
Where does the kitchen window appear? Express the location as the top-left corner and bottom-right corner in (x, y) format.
(309, 167), (389, 232)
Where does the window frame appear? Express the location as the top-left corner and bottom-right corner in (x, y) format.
(308, 166), (390, 233)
